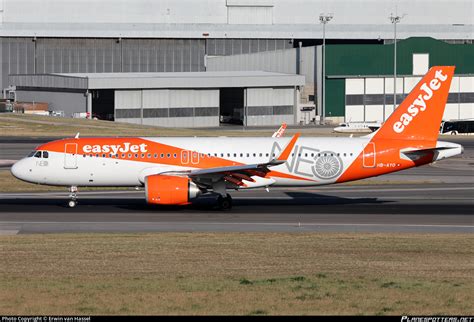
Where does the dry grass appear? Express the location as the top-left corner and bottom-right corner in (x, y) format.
(0, 170), (134, 192)
(0, 233), (472, 315)
(0, 114), (273, 137)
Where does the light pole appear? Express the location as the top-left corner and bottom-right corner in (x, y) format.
(319, 13), (333, 125)
(389, 13), (403, 112)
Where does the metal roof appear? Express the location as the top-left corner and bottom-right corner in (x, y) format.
(10, 71), (305, 90)
(1, 22), (472, 40)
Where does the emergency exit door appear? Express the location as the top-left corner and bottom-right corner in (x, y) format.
(64, 143), (78, 169)
(363, 142), (376, 168)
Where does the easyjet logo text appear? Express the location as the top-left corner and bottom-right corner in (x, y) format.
(393, 69), (448, 134)
(82, 143), (148, 154)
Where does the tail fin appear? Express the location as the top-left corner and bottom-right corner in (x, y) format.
(374, 66), (455, 142)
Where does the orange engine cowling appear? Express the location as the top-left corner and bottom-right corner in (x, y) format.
(145, 174), (201, 205)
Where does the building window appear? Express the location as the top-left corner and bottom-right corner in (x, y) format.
(413, 53), (429, 75)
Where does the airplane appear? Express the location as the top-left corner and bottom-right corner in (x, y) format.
(11, 66), (463, 210)
(333, 122), (382, 133)
(272, 122), (287, 138)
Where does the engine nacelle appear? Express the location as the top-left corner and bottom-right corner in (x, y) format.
(145, 174), (201, 205)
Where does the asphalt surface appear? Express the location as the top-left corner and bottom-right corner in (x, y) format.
(0, 136), (472, 234)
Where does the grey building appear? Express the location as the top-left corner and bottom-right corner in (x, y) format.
(1, 0), (472, 126)
(10, 71), (305, 127)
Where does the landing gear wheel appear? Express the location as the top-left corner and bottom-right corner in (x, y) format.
(217, 194), (233, 210)
(68, 186), (78, 208)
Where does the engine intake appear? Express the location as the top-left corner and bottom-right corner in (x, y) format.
(145, 174), (201, 205)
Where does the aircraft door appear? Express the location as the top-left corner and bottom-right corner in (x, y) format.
(191, 151), (199, 165)
(181, 150), (189, 165)
(363, 142), (376, 168)
(64, 143), (78, 169)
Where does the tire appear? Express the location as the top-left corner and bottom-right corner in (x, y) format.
(68, 200), (77, 208)
(217, 194), (232, 210)
(451, 131), (458, 135)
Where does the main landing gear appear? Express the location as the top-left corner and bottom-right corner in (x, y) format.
(68, 186), (78, 208)
(217, 194), (233, 210)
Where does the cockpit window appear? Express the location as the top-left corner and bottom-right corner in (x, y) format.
(42, 151), (49, 158)
(34, 151), (42, 158)
(27, 151), (36, 157)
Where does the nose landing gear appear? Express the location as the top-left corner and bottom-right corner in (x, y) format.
(68, 186), (78, 208)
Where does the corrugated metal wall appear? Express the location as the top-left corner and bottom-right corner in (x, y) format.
(115, 89), (219, 127)
(206, 39), (291, 56)
(207, 46), (314, 81)
(246, 87), (294, 126)
(0, 37), (291, 91)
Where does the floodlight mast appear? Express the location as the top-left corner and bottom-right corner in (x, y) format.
(389, 13), (404, 114)
(319, 13), (333, 125)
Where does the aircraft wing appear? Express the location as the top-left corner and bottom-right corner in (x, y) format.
(160, 133), (299, 187)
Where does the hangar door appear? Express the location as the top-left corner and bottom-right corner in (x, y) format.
(245, 87), (295, 126)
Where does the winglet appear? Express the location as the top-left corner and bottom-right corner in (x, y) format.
(74, 132), (80, 139)
(276, 133), (300, 161)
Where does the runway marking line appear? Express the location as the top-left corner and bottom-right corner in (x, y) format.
(1, 221), (472, 229)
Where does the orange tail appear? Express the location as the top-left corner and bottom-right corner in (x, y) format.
(373, 66), (455, 142)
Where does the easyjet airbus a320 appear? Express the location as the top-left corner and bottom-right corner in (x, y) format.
(11, 66), (463, 209)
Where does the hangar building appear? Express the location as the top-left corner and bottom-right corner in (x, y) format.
(10, 71), (304, 127)
(1, 0), (473, 126)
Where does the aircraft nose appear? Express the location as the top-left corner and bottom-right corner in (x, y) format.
(11, 159), (28, 181)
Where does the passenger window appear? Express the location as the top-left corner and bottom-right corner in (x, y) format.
(167, 154), (171, 158)
(174, 154), (177, 158)
(266, 153), (269, 157)
(43, 151), (49, 158)
(240, 153), (243, 157)
(234, 153), (237, 157)
(135, 154), (138, 158)
(259, 153), (262, 157)
(34, 151), (41, 158)
(253, 153), (256, 157)
(160, 153), (164, 158)
(102, 154), (106, 158)
(147, 154), (151, 158)
(344, 153), (347, 157)
(311, 153), (314, 157)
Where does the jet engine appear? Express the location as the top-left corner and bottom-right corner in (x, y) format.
(145, 174), (201, 205)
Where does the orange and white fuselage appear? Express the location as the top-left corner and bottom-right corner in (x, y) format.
(10, 66), (464, 208)
(10, 136), (462, 187)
